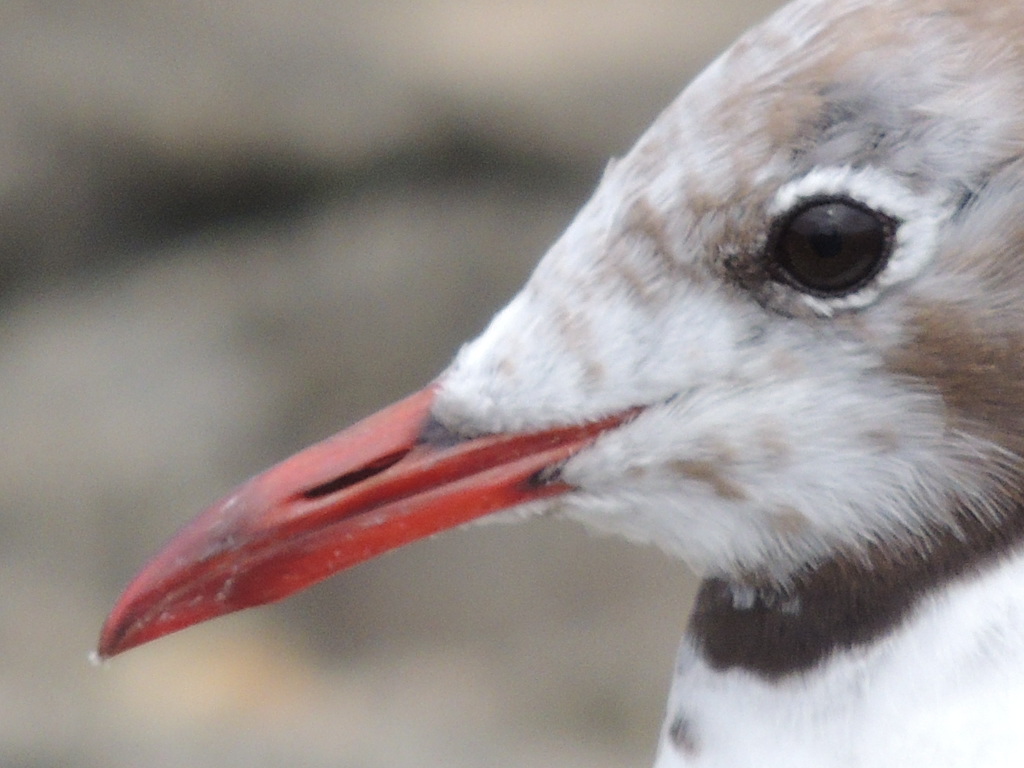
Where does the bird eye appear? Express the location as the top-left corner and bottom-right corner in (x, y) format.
(769, 197), (895, 296)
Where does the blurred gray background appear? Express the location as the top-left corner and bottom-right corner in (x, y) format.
(1, 2), (783, 766)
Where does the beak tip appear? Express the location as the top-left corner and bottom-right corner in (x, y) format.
(95, 386), (636, 657)
(96, 615), (135, 659)
(97, 585), (165, 659)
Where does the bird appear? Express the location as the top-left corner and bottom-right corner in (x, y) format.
(98, 0), (1024, 764)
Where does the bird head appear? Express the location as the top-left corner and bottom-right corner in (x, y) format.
(99, 0), (1024, 657)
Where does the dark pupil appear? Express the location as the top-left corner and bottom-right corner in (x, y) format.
(777, 201), (888, 293)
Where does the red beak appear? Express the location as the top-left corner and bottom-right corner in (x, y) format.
(98, 384), (632, 658)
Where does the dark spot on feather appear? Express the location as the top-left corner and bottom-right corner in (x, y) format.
(671, 459), (748, 501)
(863, 428), (901, 453)
(770, 506), (809, 535)
(668, 714), (700, 756)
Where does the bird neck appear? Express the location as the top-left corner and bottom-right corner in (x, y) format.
(687, 498), (1024, 678)
(661, 544), (1024, 768)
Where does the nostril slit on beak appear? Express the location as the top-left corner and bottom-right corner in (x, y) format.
(302, 451), (409, 500)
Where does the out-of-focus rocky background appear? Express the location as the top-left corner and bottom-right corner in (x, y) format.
(1, 2), (783, 767)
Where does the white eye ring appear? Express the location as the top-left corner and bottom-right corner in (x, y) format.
(768, 166), (945, 315)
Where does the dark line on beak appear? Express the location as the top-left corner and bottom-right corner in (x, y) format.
(301, 451), (409, 500)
